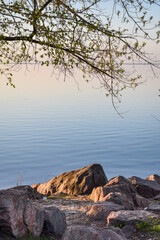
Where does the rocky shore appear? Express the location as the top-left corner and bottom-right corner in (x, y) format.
(0, 164), (160, 240)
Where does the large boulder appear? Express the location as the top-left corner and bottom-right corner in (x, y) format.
(107, 210), (158, 228)
(62, 225), (127, 240)
(90, 176), (136, 209)
(32, 164), (108, 196)
(0, 186), (44, 238)
(128, 176), (160, 198)
(42, 205), (67, 237)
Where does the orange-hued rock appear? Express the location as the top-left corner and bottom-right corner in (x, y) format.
(90, 176), (136, 209)
(146, 174), (160, 185)
(32, 163), (108, 196)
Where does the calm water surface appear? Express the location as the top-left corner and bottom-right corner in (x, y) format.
(0, 66), (160, 189)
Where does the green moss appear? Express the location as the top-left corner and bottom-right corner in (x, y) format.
(47, 193), (66, 199)
(119, 223), (124, 229)
(47, 193), (73, 199)
(150, 225), (160, 232)
(136, 218), (160, 232)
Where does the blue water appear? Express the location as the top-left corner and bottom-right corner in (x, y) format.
(0, 66), (160, 189)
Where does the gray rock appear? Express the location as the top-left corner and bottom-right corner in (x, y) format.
(32, 164), (108, 196)
(96, 227), (127, 240)
(0, 233), (16, 240)
(106, 176), (136, 193)
(86, 202), (125, 221)
(62, 225), (127, 240)
(0, 186), (44, 238)
(24, 201), (44, 238)
(154, 194), (160, 200)
(107, 226), (126, 237)
(10, 185), (43, 199)
(0, 189), (27, 237)
(42, 205), (67, 237)
(134, 194), (149, 208)
(121, 225), (137, 238)
(128, 176), (160, 198)
(102, 191), (134, 210)
(107, 210), (158, 227)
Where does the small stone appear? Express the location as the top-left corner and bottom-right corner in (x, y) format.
(86, 202), (125, 221)
(154, 194), (160, 201)
(148, 205), (160, 211)
(122, 225), (137, 238)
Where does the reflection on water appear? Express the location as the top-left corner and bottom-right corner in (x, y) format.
(0, 67), (160, 189)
